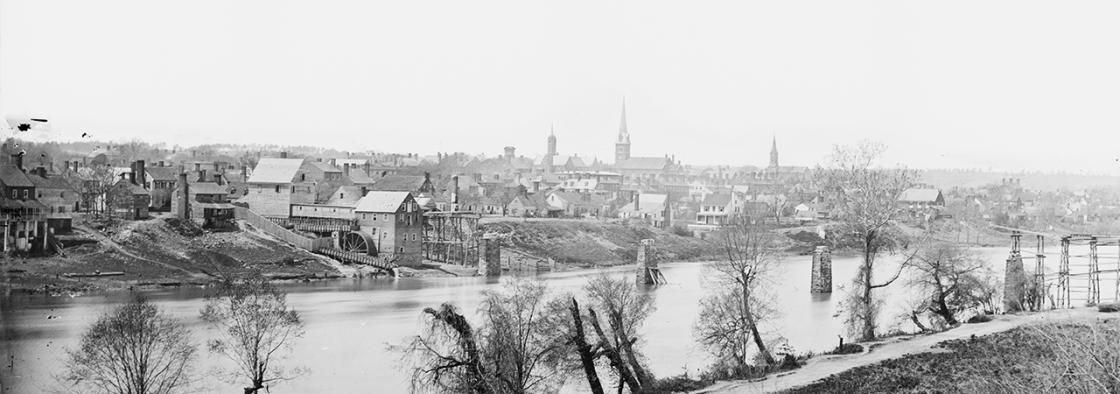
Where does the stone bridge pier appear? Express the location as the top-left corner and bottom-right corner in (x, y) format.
(635, 239), (665, 285)
(810, 246), (832, 293)
(478, 234), (502, 277)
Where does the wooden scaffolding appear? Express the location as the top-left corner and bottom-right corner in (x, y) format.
(422, 211), (481, 266)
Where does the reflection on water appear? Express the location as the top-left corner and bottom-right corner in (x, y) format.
(1, 248), (1013, 393)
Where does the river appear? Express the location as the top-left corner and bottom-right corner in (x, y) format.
(2, 248), (1015, 393)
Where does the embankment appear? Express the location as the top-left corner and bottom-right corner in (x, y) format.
(3, 216), (341, 294)
(479, 220), (718, 266)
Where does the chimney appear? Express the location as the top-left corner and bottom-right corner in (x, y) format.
(136, 160), (146, 187)
(213, 162), (220, 173)
(504, 146), (515, 162)
(214, 174), (223, 185)
(192, 150), (197, 158)
(63, 160), (70, 173)
(177, 171), (190, 219)
(194, 163), (201, 171)
(634, 193), (641, 212)
(330, 158), (337, 167)
(452, 175), (460, 207)
(241, 165), (248, 178)
(532, 180), (541, 193)
(280, 151), (288, 159)
(10, 154), (22, 171)
(343, 163), (351, 177)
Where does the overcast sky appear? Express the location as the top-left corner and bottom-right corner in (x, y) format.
(2, 1), (1119, 173)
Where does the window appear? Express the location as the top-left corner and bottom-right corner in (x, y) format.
(300, 174), (306, 182)
(339, 193), (344, 199)
(291, 186), (296, 193)
(275, 185), (280, 193)
(22, 189), (28, 199)
(60, 192), (65, 198)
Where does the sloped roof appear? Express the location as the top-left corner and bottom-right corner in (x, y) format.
(308, 161), (341, 173)
(114, 179), (148, 195)
(248, 158), (304, 184)
(345, 169), (376, 185)
(327, 185), (364, 207)
(372, 175), (426, 192)
(703, 192), (733, 206)
(190, 182), (228, 195)
(146, 166), (179, 182)
(616, 157), (671, 171)
(355, 191), (411, 213)
(0, 166), (35, 188)
(899, 188), (943, 203)
(28, 173), (75, 190)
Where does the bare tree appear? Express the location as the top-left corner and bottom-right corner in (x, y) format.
(813, 140), (918, 341)
(199, 278), (305, 394)
(695, 221), (779, 371)
(566, 297), (604, 394)
(61, 297), (196, 394)
(583, 274), (655, 392)
(64, 164), (119, 221)
(400, 279), (568, 394)
(907, 242), (987, 325)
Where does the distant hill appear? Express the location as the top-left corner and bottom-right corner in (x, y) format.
(919, 169), (1120, 191)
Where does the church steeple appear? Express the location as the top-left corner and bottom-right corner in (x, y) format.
(769, 136), (779, 169)
(615, 99), (631, 164)
(617, 100), (630, 144)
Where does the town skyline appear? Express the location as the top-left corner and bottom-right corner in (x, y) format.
(4, 0), (1120, 174)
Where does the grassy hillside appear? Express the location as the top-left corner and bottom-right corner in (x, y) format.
(479, 220), (717, 266)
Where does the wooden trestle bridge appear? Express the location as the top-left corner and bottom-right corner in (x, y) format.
(1006, 229), (1120, 309)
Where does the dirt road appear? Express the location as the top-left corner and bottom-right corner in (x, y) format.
(699, 308), (1099, 393)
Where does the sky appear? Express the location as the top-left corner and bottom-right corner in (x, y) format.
(2, 0), (1119, 173)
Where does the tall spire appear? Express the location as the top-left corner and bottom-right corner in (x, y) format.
(769, 135), (779, 169)
(617, 98), (629, 144)
(615, 98), (631, 163)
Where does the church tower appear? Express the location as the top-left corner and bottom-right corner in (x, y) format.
(615, 100), (631, 164)
(547, 125), (557, 156)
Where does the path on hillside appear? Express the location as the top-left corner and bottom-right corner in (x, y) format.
(73, 223), (202, 277)
(699, 308), (1099, 394)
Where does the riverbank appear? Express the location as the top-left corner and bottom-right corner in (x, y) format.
(479, 219), (719, 266)
(1, 214), (344, 296)
(701, 307), (1105, 393)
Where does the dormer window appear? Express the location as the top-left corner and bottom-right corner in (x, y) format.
(300, 174), (306, 182)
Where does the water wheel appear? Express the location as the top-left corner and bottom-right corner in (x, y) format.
(340, 231), (377, 256)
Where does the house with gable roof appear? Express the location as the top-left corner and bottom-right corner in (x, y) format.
(354, 191), (423, 266)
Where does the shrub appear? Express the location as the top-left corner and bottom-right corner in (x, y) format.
(827, 343), (864, 355)
(1098, 302), (1120, 313)
(966, 314), (993, 324)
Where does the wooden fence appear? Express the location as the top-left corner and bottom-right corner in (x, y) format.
(234, 207), (332, 251)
